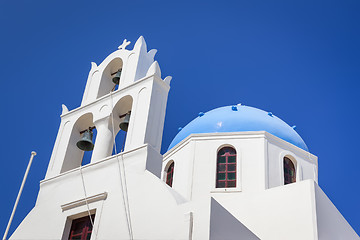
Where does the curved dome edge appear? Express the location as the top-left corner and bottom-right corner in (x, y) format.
(167, 105), (308, 152)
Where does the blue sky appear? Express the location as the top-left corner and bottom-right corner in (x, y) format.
(1, 0), (359, 237)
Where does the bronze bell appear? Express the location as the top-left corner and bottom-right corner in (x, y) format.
(76, 129), (94, 151)
(119, 112), (131, 132)
(112, 69), (122, 85)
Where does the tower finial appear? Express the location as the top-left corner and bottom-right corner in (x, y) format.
(118, 39), (131, 50)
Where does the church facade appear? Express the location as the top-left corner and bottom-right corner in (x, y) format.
(10, 37), (359, 240)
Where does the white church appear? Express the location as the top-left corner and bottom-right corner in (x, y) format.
(9, 37), (359, 240)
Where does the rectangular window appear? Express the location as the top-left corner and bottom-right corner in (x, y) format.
(68, 215), (95, 240)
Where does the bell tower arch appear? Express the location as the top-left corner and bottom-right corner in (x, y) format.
(45, 36), (172, 179)
(97, 57), (123, 98)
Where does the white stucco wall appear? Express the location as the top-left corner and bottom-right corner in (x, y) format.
(315, 183), (360, 239)
(11, 145), (190, 240)
(213, 180), (318, 240)
(266, 134), (318, 189)
(163, 131), (318, 197)
(162, 132), (321, 239)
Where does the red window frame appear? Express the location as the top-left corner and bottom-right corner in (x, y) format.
(216, 147), (236, 188)
(166, 162), (175, 187)
(68, 214), (95, 240)
(284, 157), (296, 185)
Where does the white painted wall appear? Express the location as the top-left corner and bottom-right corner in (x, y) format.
(315, 183), (360, 239)
(163, 131), (318, 198)
(162, 132), (357, 239)
(266, 134), (318, 189)
(213, 180), (318, 240)
(11, 145), (190, 240)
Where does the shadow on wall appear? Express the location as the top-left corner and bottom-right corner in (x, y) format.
(210, 198), (260, 240)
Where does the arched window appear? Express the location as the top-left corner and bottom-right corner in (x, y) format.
(284, 157), (296, 185)
(166, 162), (175, 187)
(216, 147), (236, 188)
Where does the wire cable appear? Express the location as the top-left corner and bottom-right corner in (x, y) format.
(109, 90), (134, 240)
(79, 164), (98, 240)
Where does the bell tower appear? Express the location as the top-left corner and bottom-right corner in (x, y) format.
(11, 37), (193, 240)
(44, 36), (172, 178)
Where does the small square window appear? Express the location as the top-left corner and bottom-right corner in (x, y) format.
(68, 215), (95, 240)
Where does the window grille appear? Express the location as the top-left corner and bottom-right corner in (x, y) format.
(166, 162), (175, 187)
(284, 157), (296, 184)
(68, 214), (95, 240)
(216, 147), (236, 188)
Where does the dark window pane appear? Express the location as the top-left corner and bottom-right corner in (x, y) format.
(217, 173), (226, 180)
(227, 164), (236, 171)
(218, 164), (226, 171)
(218, 149), (225, 156)
(218, 156), (226, 163)
(284, 157), (296, 185)
(217, 181), (226, 188)
(228, 172), (236, 180)
(166, 162), (175, 187)
(216, 147), (237, 189)
(228, 156), (236, 163)
(69, 215), (94, 240)
(227, 181), (236, 188)
(227, 147), (236, 155)
(70, 236), (82, 240)
(73, 225), (85, 235)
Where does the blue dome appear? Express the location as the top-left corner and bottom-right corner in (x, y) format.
(168, 105), (308, 151)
